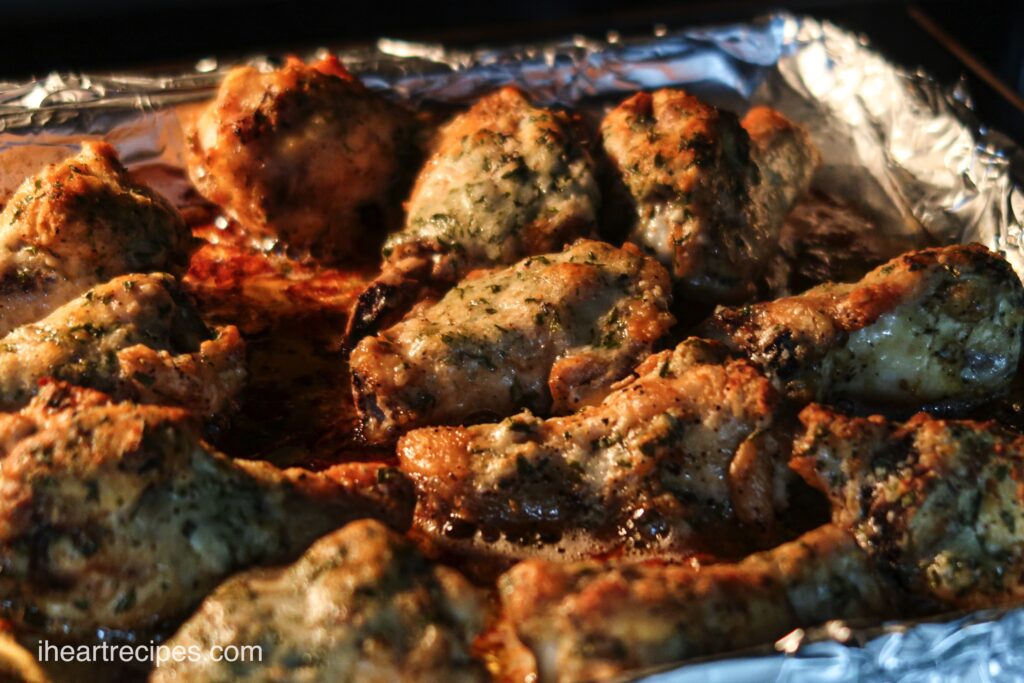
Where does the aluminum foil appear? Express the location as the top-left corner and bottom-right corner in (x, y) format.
(1, 11), (1022, 682)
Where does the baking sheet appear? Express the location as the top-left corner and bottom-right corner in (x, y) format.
(1, 11), (1023, 682)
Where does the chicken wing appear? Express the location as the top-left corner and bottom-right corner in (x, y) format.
(792, 403), (1024, 611)
(153, 520), (487, 683)
(188, 56), (419, 263)
(347, 86), (600, 342)
(702, 244), (1024, 409)
(398, 338), (790, 559)
(601, 91), (817, 304)
(0, 142), (191, 337)
(499, 524), (894, 683)
(0, 382), (413, 637)
(0, 273), (245, 418)
(350, 239), (674, 444)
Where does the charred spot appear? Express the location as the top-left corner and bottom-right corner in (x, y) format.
(0, 269), (42, 295)
(350, 371), (388, 435)
(234, 108), (272, 145)
(345, 282), (404, 348)
(866, 433), (915, 475)
(761, 329), (801, 379)
(903, 251), (935, 273)
(680, 134), (715, 166)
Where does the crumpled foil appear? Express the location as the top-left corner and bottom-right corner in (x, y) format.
(0, 11), (1022, 683)
(638, 609), (1024, 683)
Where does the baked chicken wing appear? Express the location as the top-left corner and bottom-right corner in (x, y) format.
(792, 403), (1024, 611)
(188, 56), (419, 263)
(347, 86), (600, 341)
(0, 382), (413, 637)
(398, 338), (790, 559)
(153, 520), (487, 683)
(702, 244), (1024, 409)
(601, 91), (817, 304)
(499, 524), (893, 683)
(350, 239), (674, 444)
(0, 273), (245, 418)
(0, 142), (191, 337)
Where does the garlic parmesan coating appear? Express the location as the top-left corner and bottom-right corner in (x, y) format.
(602, 90), (817, 304)
(188, 56), (419, 262)
(0, 273), (245, 418)
(153, 520), (487, 683)
(398, 338), (789, 557)
(792, 404), (1024, 611)
(385, 86), (599, 281)
(350, 239), (674, 444)
(702, 243), (1024, 408)
(0, 142), (191, 337)
(0, 382), (413, 638)
(347, 86), (600, 342)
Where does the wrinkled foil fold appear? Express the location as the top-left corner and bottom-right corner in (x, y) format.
(0, 11), (1021, 682)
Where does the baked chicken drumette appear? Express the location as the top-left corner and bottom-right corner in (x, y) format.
(346, 86), (600, 342)
(0, 382), (412, 638)
(154, 520), (487, 683)
(792, 403), (1024, 611)
(0, 142), (191, 337)
(0, 273), (245, 419)
(350, 239), (673, 444)
(701, 243), (1024, 410)
(398, 338), (791, 559)
(501, 402), (1024, 683)
(500, 524), (893, 683)
(602, 90), (817, 305)
(188, 56), (419, 263)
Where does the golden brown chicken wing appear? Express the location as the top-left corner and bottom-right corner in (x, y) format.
(153, 520), (487, 683)
(0, 142), (191, 337)
(347, 86), (600, 342)
(0, 273), (245, 418)
(398, 338), (790, 560)
(0, 382), (413, 637)
(792, 403), (1024, 611)
(350, 239), (674, 444)
(499, 524), (894, 683)
(601, 91), (817, 304)
(702, 243), (1024, 409)
(501, 404), (1019, 682)
(188, 56), (419, 263)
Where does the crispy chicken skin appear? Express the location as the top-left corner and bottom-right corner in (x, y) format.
(153, 520), (487, 683)
(0, 382), (413, 637)
(702, 244), (1024, 408)
(188, 56), (419, 262)
(0, 273), (245, 418)
(792, 404), (1024, 611)
(500, 524), (894, 683)
(601, 91), (817, 304)
(0, 142), (191, 337)
(398, 338), (789, 556)
(348, 86), (600, 342)
(350, 239), (674, 444)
